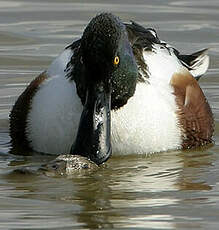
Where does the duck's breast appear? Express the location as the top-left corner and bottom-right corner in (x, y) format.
(26, 49), (83, 154)
(111, 82), (182, 155)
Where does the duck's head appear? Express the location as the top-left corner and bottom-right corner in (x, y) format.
(69, 13), (138, 165)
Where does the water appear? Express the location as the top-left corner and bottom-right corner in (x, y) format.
(1, 0), (219, 229)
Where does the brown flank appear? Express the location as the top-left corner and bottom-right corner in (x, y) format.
(171, 70), (214, 149)
(9, 72), (48, 154)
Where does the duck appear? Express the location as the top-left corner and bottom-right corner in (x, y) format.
(9, 13), (214, 165)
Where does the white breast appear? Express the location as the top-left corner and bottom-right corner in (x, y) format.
(111, 82), (182, 155)
(26, 48), (83, 154)
(26, 75), (83, 154)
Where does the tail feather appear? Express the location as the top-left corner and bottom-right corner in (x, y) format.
(178, 48), (209, 81)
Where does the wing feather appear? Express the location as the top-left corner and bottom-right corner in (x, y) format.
(171, 71), (214, 148)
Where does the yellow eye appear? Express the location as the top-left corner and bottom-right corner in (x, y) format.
(114, 56), (120, 65)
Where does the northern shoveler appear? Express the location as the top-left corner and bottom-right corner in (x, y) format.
(9, 13), (214, 165)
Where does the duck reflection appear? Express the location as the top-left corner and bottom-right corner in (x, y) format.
(64, 148), (215, 229)
(1, 147), (215, 229)
(174, 149), (214, 191)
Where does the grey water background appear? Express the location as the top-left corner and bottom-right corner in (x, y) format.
(0, 0), (219, 229)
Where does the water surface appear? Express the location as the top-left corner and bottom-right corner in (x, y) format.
(1, 0), (219, 229)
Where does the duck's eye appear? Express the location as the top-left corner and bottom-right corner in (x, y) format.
(114, 56), (120, 66)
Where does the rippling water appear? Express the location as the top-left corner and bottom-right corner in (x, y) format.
(1, 0), (219, 229)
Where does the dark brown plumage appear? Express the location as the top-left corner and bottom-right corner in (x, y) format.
(9, 72), (48, 154)
(171, 71), (214, 149)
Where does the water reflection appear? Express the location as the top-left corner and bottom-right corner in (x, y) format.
(0, 147), (215, 229)
(176, 150), (214, 191)
(49, 149), (215, 228)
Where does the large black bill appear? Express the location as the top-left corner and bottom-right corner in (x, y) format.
(70, 83), (112, 165)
